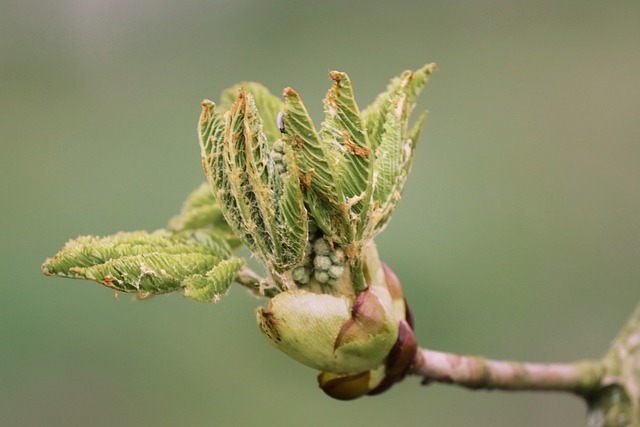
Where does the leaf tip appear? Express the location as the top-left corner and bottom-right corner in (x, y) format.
(283, 87), (298, 98)
(41, 260), (52, 276)
(201, 99), (215, 108)
(422, 63), (438, 75)
(328, 70), (343, 83)
(199, 99), (216, 125)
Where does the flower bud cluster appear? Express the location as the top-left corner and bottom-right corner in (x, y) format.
(291, 220), (346, 287)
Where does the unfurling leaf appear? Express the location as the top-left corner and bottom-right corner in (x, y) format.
(282, 87), (347, 243)
(363, 63), (435, 151)
(219, 82), (284, 144)
(321, 71), (373, 241)
(362, 64), (436, 236)
(183, 257), (244, 303)
(199, 100), (254, 249)
(199, 89), (308, 279)
(168, 182), (241, 248)
(282, 73), (374, 249)
(42, 229), (241, 302)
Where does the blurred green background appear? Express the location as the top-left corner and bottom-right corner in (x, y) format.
(2, 1), (639, 426)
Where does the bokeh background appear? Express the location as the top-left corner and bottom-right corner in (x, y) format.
(2, 1), (639, 426)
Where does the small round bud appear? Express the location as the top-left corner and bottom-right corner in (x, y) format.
(313, 237), (331, 256)
(314, 270), (329, 283)
(328, 264), (344, 279)
(329, 247), (345, 264)
(292, 266), (310, 285)
(314, 255), (331, 271)
(272, 139), (285, 152)
(271, 151), (283, 162)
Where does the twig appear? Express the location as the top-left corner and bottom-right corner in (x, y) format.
(410, 303), (640, 426)
(410, 348), (603, 395)
(233, 265), (279, 298)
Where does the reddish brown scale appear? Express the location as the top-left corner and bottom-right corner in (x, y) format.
(404, 299), (415, 330)
(334, 288), (386, 351)
(368, 266), (419, 396)
(366, 375), (396, 396)
(368, 319), (418, 396)
(319, 263), (420, 400)
(385, 319), (418, 378)
(318, 371), (371, 401)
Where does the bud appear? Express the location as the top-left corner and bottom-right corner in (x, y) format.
(214, 67), (432, 397)
(317, 261), (418, 399)
(257, 248), (419, 400)
(256, 286), (398, 374)
(367, 319), (417, 395)
(43, 65), (432, 400)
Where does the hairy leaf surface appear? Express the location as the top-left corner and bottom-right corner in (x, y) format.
(321, 71), (373, 240)
(362, 64), (436, 236)
(183, 257), (244, 303)
(42, 230), (241, 302)
(168, 182), (240, 247)
(220, 82), (284, 145)
(200, 91), (307, 274)
(282, 87), (348, 242)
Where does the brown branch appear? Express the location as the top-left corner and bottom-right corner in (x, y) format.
(410, 348), (604, 395)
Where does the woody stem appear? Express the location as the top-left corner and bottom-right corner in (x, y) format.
(410, 348), (604, 395)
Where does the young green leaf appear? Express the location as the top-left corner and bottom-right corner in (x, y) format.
(368, 95), (404, 233)
(220, 82), (284, 145)
(322, 71), (374, 241)
(42, 229), (240, 302)
(282, 87), (349, 244)
(362, 63), (436, 152)
(183, 257), (244, 303)
(200, 91), (307, 280)
(371, 110), (428, 235)
(282, 72), (375, 248)
(168, 182), (241, 248)
(362, 64), (436, 235)
(199, 100), (258, 251)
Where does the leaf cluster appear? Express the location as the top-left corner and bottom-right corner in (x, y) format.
(199, 64), (435, 293)
(43, 65), (435, 302)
